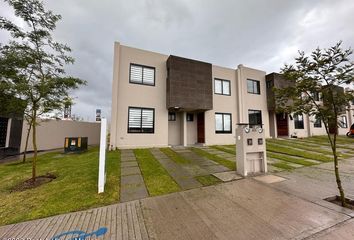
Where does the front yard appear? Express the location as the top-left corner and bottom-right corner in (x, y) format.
(0, 135), (353, 226)
(0, 147), (120, 226)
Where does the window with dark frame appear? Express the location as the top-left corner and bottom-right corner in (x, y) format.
(294, 113), (304, 129)
(186, 113), (194, 122)
(248, 110), (262, 125)
(214, 78), (231, 95)
(314, 116), (322, 128)
(312, 92), (320, 101)
(129, 64), (155, 86)
(168, 112), (176, 121)
(247, 79), (260, 94)
(339, 115), (348, 128)
(128, 107), (155, 133)
(266, 80), (273, 89)
(215, 113), (232, 133)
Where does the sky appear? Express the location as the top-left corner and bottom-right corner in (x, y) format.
(1, 0), (354, 122)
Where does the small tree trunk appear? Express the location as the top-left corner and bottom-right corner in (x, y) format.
(32, 114), (37, 181)
(332, 131), (347, 207)
(22, 121), (32, 163)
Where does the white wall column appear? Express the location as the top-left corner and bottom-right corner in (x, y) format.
(5, 118), (11, 148)
(98, 118), (107, 193)
(181, 112), (187, 147)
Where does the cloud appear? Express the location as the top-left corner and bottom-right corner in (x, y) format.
(1, 0), (353, 122)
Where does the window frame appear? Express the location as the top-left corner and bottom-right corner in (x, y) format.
(339, 115), (348, 128)
(127, 107), (155, 134)
(215, 113), (232, 134)
(186, 113), (194, 122)
(168, 112), (176, 121)
(247, 79), (261, 95)
(248, 109), (262, 126)
(314, 116), (322, 128)
(214, 78), (231, 96)
(129, 63), (156, 86)
(294, 113), (304, 129)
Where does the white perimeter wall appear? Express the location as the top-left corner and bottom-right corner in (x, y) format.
(20, 119), (101, 152)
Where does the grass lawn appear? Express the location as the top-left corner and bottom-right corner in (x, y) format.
(210, 145), (236, 155)
(0, 147), (120, 226)
(159, 148), (191, 164)
(190, 147), (236, 171)
(196, 175), (222, 186)
(134, 149), (180, 196)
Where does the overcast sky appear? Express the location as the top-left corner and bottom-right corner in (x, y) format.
(1, 0), (354, 122)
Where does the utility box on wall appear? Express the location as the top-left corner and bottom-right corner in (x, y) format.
(236, 124), (267, 176)
(64, 137), (88, 153)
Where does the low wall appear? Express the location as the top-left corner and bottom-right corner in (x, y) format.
(20, 119), (101, 152)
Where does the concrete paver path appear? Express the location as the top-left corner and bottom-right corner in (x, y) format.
(120, 149), (148, 202)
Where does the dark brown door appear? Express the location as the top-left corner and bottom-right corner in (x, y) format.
(197, 113), (205, 143)
(276, 113), (288, 136)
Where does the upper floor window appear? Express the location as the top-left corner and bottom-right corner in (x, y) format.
(168, 112), (176, 121)
(247, 79), (260, 94)
(214, 78), (231, 96)
(128, 107), (154, 133)
(312, 92), (320, 101)
(248, 110), (262, 125)
(294, 113), (304, 129)
(339, 115), (348, 128)
(186, 113), (194, 122)
(266, 80), (273, 89)
(215, 113), (232, 133)
(129, 64), (155, 86)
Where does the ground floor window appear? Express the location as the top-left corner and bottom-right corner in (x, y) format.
(314, 116), (322, 128)
(215, 113), (232, 133)
(186, 113), (194, 122)
(294, 113), (304, 129)
(248, 110), (262, 126)
(339, 115), (348, 128)
(128, 107), (154, 133)
(0, 117), (8, 148)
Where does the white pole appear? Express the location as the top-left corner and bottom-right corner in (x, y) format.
(98, 118), (107, 193)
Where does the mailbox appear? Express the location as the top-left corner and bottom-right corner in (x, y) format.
(236, 124), (267, 176)
(64, 137), (88, 153)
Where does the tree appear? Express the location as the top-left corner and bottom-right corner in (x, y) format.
(0, 0), (86, 181)
(275, 41), (354, 206)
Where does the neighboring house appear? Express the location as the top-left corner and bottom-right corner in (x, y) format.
(266, 73), (353, 138)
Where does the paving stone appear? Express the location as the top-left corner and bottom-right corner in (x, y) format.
(121, 166), (141, 176)
(121, 161), (139, 168)
(212, 171), (243, 182)
(121, 157), (137, 162)
(253, 174), (287, 184)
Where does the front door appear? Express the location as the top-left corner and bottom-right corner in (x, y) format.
(197, 113), (205, 143)
(276, 113), (288, 136)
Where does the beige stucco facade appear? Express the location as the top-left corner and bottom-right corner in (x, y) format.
(110, 43), (273, 149)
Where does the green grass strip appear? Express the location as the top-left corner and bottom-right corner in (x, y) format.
(190, 147), (236, 170)
(271, 162), (295, 170)
(210, 145), (236, 155)
(267, 139), (335, 156)
(196, 175), (221, 186)
(134, 149), (180, 196)
(266, 143), (332, 162)
(267, 152), (316, 166)
(159, 148), (191, 164)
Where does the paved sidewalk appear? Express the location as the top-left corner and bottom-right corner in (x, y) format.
(120, 149), (148, 202)
(1, 177), (353, 239)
